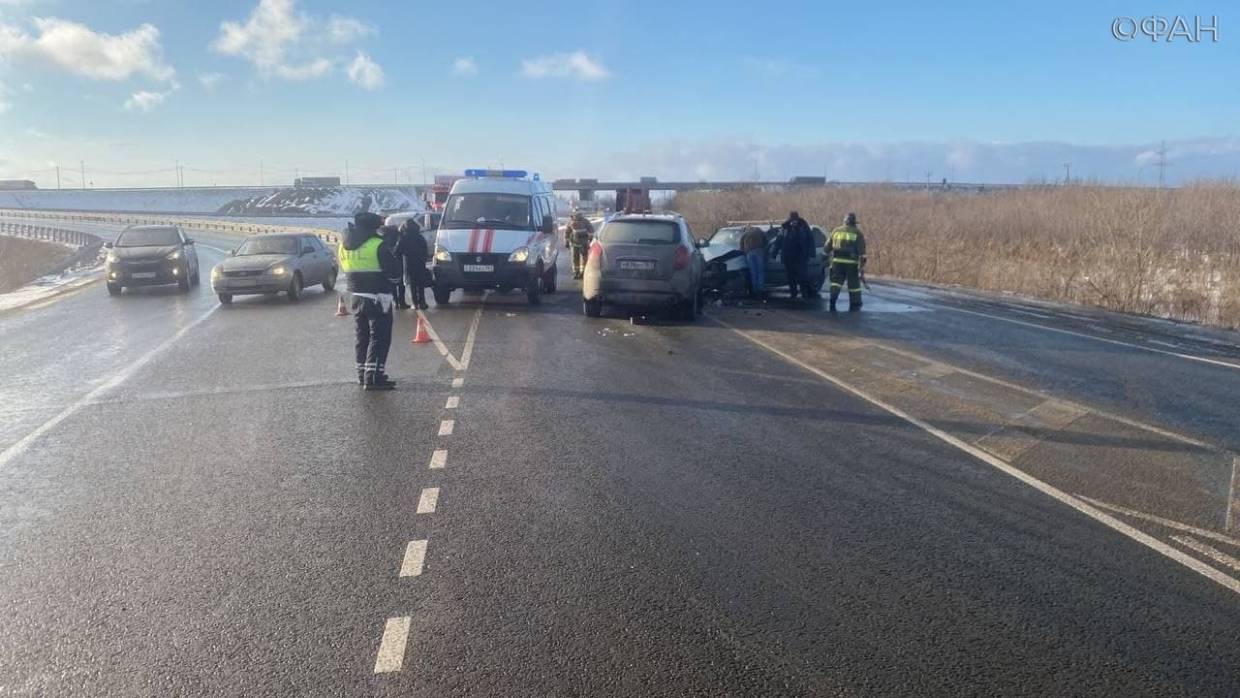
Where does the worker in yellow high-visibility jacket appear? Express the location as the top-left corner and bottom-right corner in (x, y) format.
(338, 212), (404, 390)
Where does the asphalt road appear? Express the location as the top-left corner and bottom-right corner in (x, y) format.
(1, 240), (1239, 696)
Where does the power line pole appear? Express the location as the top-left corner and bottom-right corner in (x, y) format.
(1156, 140), (1169, 188)
(1063, 162), (1071, 185)
(80, 161), (86, 190)
(175, 160), (180, 188)
(55, 165), (61, 190)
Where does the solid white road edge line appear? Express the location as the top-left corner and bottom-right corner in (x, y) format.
(438, 420), (454, 436)
(417, 487), (440, 514)
(415, 312), (461, 370)
(937, 303), (1240, 371)
(1228, 457), (1239, 534)
(713, 317), (1240, 596)
(445, 396), (459, 409)
(429, 449), (447, 469)
(1171, 535), (1240, 572)
(1077, 495), (1240, 549)
(400, 540), (428, 577)
(0, 304), (221, 471)
(373, 617), (411, 673)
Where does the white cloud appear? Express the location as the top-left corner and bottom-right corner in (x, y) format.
(212, 0), (375, 84)
(327, 15), (373, 44)
(452, 56), (477, 77)
(347, 51), (383, 90)
(124, 89), (169, 112)
(0, 17), (174, 82)
(197, 72), (225, 91)
(521, 51), (608, 82)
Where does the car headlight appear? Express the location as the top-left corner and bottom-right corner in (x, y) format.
(106, 253), (119, 264)
(508, 247), (529, 263)
(270, 265), (287, 276)
(211, 266), (221, 278)
(434, 245), (452, 263)
(166, 250), (182, 261)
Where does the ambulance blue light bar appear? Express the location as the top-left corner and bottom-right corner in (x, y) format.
(464, 169), (528, 179)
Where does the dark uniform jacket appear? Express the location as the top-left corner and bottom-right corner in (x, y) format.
(780, 218), (813, 262)
(397, 227), (430, 285)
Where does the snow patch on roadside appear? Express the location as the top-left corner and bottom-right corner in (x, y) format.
(0, 250), (103, 312)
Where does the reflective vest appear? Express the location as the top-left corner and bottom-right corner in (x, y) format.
(338, 236), (383, 273)
(830, 226), (861, 263)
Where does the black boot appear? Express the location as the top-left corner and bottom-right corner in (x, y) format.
(364, 372), (395, 391)
(357, 369), (365, 386)
(849, 303), (862, 312)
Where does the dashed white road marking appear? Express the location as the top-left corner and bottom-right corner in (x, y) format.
(0, 304), (220, 471)
(715, 316), (1240, 596)
(452, 377), (464, 388)
(373, 617), (411, 673)
(400, 540), (428, 577)
(429, 449), (447, 469)
(445, 396), (459, 409)
(438, 420), (454, 436)
(1172, 535), (1240, 571)
(417, 487), (440, 514)
(935, 304), (1240, 371)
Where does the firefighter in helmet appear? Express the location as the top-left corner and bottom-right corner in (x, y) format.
(827, 212), (867, 312)
(566, 211), (595, 280)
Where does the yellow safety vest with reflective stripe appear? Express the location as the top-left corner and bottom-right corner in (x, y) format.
(338, 236), (383, 273)
(830, 226), (861, 264)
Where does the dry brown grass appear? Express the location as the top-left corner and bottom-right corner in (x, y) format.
(672, 184), (1240, 329)
(0, 235), (73, 293)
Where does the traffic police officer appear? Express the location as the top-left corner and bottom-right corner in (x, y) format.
(566, 211), (595, 279)
(827, 212), (867, 312)
(339, 212), (404, 390)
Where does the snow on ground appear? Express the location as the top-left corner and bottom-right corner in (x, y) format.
(0, 248), (103, 313)
(0, 186), (426, 217)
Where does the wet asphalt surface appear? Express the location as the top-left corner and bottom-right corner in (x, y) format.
(1, 243), (1239, 696)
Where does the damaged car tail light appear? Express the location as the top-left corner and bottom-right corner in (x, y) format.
(673, 245), (690, 270)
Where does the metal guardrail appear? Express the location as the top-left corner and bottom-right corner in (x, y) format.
(0, 208), (342, 244)
(0, 221), (98, 247)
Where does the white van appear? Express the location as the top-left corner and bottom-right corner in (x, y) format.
(430, 169), (559, 305)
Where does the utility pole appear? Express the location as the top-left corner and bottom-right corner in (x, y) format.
(55, 165), (61, 190)
(394, 167), (398, 185)
(175, 160), (180, 188)
(421, 157), (427, 186)
(1063, 162), (1071, 185)
(925, 170), (933, 191)
(1156, 140), (1169, 188)
(345, 159), (349, 185)
(80, 161), (86, 190)
(260, 160), (264, 186)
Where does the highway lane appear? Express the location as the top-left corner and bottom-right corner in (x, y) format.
(0, 256), (1238, 695)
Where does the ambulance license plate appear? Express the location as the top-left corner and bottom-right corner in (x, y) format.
(463, 264), (494, 273)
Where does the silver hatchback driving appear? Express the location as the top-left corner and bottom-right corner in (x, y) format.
(581, 213), (704, 321)
(211, 233), (337, 304)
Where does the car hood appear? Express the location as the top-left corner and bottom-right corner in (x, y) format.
(110, 244), (179, 260)
(216, 254), (295, 272)
(700, 243), (741, 264)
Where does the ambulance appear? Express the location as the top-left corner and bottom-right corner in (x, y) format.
(431, 169), (560, 305)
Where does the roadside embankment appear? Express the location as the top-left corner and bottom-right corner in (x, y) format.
(0, 236), (73, 293)
(674, 184), (1240, 329)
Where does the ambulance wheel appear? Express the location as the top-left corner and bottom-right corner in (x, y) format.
(542, 263), (558, 294)
(526, 272), (542, 305)
(433, 284), (452, 305)
(107, 282), (122, 296)
(583, 299), (602, 318)
(218, 293), (233, 305)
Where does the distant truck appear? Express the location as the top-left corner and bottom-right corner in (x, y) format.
(427, 175), (460, 211)
(0, 179), (37, 190)
(293, 176), (341, 188)
(615, 188), (652, 214)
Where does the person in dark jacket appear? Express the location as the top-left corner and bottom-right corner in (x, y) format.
(339, 212), (403, 390)
(380, 224), (410, 309)
(397, 219), (429, 310)
(780, 211), (814, 299)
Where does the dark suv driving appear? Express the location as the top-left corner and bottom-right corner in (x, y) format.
(104, 225), (201, 295)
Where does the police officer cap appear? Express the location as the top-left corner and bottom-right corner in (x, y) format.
(354, 212), (384, 231)
(845, 212), (858, 225)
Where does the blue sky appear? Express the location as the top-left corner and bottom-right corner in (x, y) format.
(0, 0), (1237, 186)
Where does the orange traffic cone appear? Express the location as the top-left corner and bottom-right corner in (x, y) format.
(412, 315), (431, 344)
(335, 296), (348, 317)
